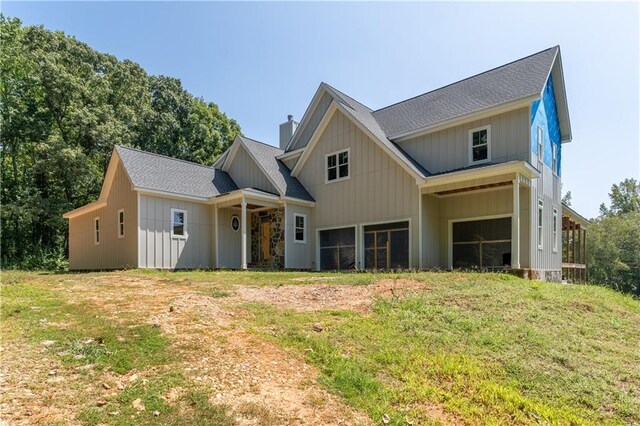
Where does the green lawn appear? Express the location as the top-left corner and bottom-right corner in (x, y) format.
(1, 269), (639, 425)
(242, 272), (640, 425)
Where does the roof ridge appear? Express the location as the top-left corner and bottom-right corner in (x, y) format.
(373, 46), (558, 113)
(239, 136), (284, 152)
(115, 145), (216, 170)
(322, 82), (373, 112)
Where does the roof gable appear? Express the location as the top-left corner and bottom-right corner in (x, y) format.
(372, 46), (560, 139)
(223, 136), (314, 202)
(289, 84), (430, 180)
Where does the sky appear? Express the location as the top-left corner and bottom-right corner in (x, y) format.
(3, 1), (639, 218)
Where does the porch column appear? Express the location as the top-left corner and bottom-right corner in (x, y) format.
(511, 174), (521, 269)
(241, 198), (247, 270)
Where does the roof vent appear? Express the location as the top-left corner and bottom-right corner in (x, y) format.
(279, 115), (298, 150)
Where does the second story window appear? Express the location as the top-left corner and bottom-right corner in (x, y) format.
(552, 144), (558, 175)
(326, 149), (349, 183)
(469, 126), (490, 164)
(537, 126), (544, 162)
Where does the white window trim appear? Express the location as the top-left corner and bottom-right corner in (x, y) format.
(552, 207), (558, 253)
(293, 213), (307, 244)
(468, 125), (491, 165)
(170, 208), (188, 239)
(537, 199), (544, 250)
(537, 125), (544, 163)
(94, 216), (100, 246)
(324, 148), (350, 184)
(117, 208), (125, 239)
(231, 215), (240, 232)
(552, 144), (558, 176)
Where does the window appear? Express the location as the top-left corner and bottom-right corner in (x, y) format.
(294, 214), (306, 243)
(231, 215), (240, 232)
(538, 200), (544, 249)
(469, 126), (490, 164)
(552, 144), (558, 175)
(326, 149), (349, 183)
(537, 126), (544, 162)
(117, 209), (125, 238)
(552, 208), (558, 252)
(94, 217), (100, 245)
(171, 208), (187, 238)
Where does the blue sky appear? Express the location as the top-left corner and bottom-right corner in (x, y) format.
(4, 1), (639, 218)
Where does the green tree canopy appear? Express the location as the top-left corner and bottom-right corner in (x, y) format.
(588, 178), (640, 295)
(0, 16), (241, 268)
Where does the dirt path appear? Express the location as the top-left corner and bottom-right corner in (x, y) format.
(1, 273), (377, 425)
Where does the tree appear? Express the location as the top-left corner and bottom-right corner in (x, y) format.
(587, 178), (640, 295)
(0, 16), (241, 268)
(561, 190), (572, 206)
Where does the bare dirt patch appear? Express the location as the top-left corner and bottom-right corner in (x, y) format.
(235, 278), (429, 313)
(2, 272), (371, 425)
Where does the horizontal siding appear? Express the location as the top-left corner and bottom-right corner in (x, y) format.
(297, 109), (420, 269)
(138, 195), (212, 269)
(68, 161), (137, 270)
(398, 107), (530, 174)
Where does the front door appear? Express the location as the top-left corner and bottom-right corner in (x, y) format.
(261, 222), (271, 261)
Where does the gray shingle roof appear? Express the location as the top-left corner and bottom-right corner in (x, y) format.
(239, 136), (314, 202)
(115, 145), (237, 199)
(372, 47), (558, 138)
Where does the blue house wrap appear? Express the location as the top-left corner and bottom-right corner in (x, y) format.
(530, 75), (562, 176)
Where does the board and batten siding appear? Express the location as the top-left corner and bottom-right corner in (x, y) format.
(228, 144), (278, 194)
(289, 91), (333, 151)
(529, 165), (562, 275)
(281, 154), (300, 171)
(285, 203), (314, 269)
(397, 107), (530, 174)
(216, 207), (243, 268)
(297, 109), (420, 269)
(430, 185), (531, 268)
(68, 161), (137, 270)
(138, 195), (212, 269)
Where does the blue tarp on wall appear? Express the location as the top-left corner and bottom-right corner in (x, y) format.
(530, 75), (562, 176)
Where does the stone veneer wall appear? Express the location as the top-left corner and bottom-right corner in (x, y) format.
(250, 208), (285, 268)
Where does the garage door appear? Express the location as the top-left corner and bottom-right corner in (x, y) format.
(452, 217), (511, 269)
(319, 227), (356, 270)
(364, 221), (409, 270)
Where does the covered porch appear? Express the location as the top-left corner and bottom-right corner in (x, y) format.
(420, 161), (539, 272)
(562, 204), (589, 283)
(213, 189), (287, 270)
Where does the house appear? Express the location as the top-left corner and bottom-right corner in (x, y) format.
(64, 46), (577, 281)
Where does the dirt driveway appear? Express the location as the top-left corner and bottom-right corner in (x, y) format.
(0, 272), (428, 425)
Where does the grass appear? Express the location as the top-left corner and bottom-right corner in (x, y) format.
(244, 273), (640, 425)
(1, 269), (638, 425)
(0, 275), (234, 425)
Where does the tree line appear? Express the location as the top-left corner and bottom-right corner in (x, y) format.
(0, 16), (241, 268)
(585, 178), (640, 296)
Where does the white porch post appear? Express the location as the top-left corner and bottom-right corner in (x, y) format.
(214, 204), (219, 268)
(511, 173), (521, 269)
(241, 198), (247, 270)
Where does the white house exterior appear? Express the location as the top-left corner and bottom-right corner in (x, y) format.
(64, 46), (574, 281)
